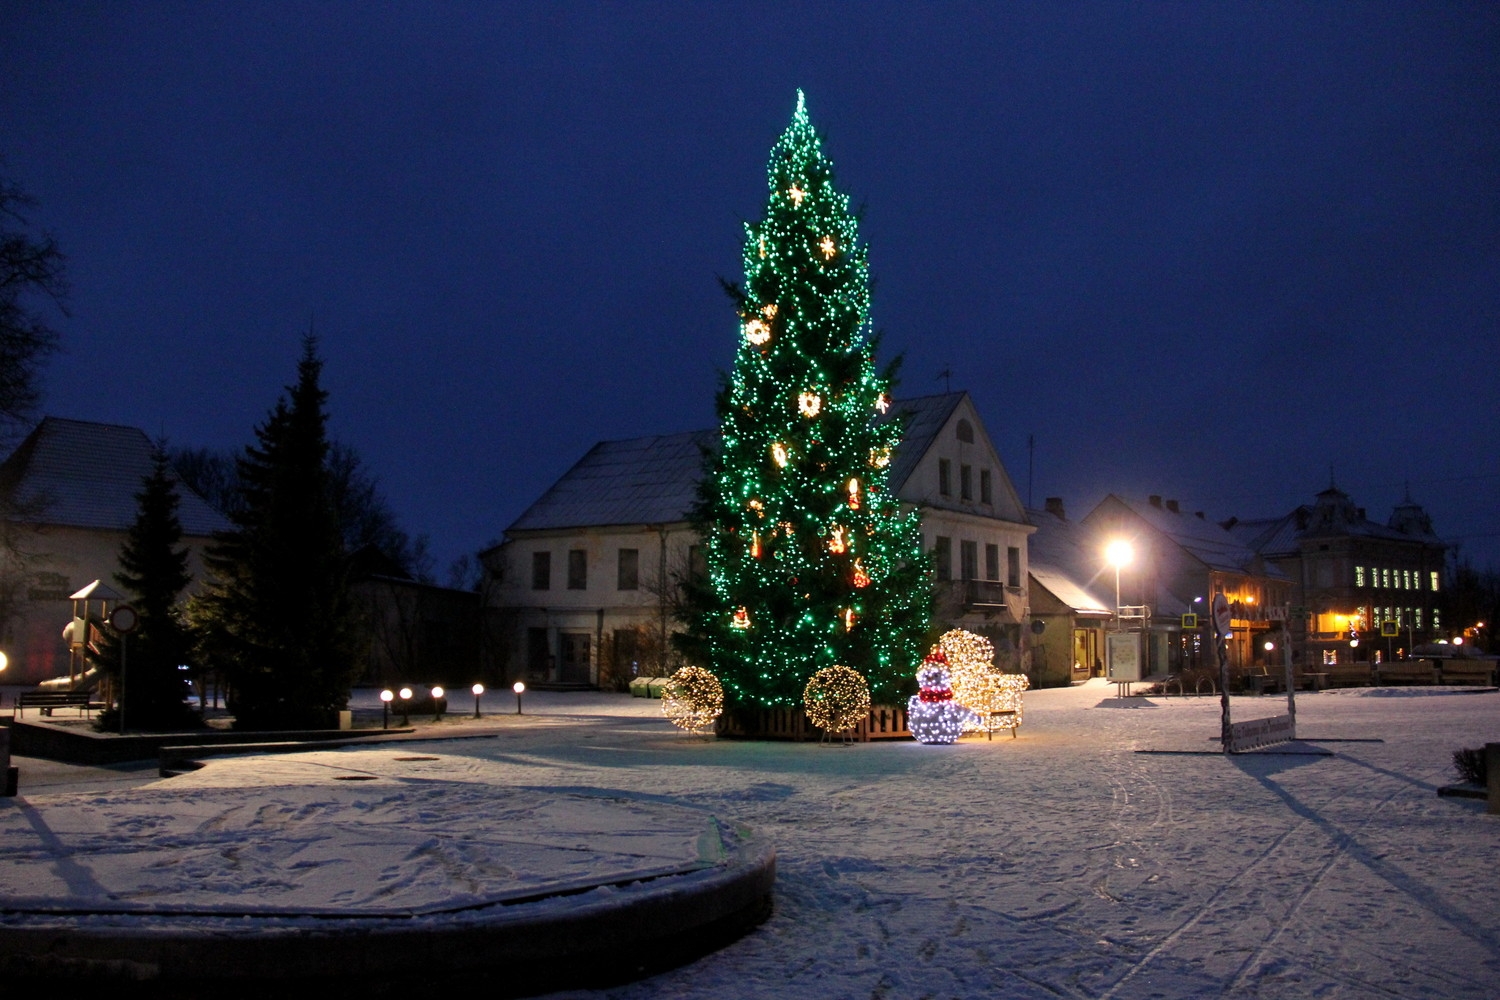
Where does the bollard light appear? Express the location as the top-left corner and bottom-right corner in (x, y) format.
(380, 688), (394, 730)
(513, 680), (526, 715)
(398, 686), (413, 727)
(431, 686), (445, 722)
(471, 683), (484, 719)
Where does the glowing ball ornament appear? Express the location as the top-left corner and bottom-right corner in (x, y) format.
(803, 665), (870, 738)
(798, 391), (822, 417)
(662, 666), (724, 735)
(744, 317), (771, 346)
(908, 651), (978, 745)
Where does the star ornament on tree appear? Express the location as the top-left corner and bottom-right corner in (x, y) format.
(819, 235), (836, 259)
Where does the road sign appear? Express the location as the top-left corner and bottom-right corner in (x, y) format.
(1181, 613), (1198, 628)
(1211, 593), (1232, 637)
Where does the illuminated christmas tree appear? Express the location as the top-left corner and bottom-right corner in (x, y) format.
(681, 91), (930, 709)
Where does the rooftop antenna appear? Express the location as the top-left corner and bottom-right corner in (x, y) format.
(936, 365), (953, 393)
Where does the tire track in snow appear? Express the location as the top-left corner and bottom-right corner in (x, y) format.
(1095, 747), (1391, 999)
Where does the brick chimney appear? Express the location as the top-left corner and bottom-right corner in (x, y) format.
(1165, 499), (1180, 514)
(1044, 497), (1066, 520)
(1148, 495), (1162, 509)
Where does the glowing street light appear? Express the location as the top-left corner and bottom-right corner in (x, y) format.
(398, 686), (413, 727)
(380, 688), (393, 730)
(431, 686), (445, 722)
(513, 680), (526, 715)
(471, 683), (485, 719)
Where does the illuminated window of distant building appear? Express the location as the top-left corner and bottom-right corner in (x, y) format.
(1433, 608), (1441, 628)
(979, 469), (992, 504)
(1430, 571), (1440, 592)
(960, 464), (972, 500)
(1382, 568), (1390, 589)
(1416, 607), (1423, 629)
(1323, 649), (1337, 666)
(938, 459), (952, 496)
(1355, 565), (1365, 587)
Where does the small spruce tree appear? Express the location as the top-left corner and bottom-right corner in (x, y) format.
(92, 447), (200, 732)
(679, 92), (931, 709)
(196, 337), (364, 729)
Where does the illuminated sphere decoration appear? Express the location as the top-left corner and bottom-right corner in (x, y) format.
(908, 652), (977, 745)
(661, 666), (724, 735)
(803, 665), (870, 736)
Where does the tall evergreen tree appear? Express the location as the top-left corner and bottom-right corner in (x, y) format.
(196, 337), (364, 729)
(681, 92), (931, 709)
(91, 448), (200, 732)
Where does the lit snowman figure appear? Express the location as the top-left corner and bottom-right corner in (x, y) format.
(908, 650), (977, 744)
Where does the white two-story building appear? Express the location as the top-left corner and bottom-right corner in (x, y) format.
(482, 392), (1034, 689)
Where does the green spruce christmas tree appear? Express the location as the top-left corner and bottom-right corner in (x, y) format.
(91, 448), (201, 732)
(195, 337), (364, 730)
(683, 91), (931, 709)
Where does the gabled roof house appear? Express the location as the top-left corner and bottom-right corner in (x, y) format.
(0, 417), (231, 684)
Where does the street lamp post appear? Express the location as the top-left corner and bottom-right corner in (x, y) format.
(1105, 541), (1133, 631)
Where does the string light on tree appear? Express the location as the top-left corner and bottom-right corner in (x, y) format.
(803, 665), (870, 740)
(661, 666), (724, 735)
(679, 90), (931, 710)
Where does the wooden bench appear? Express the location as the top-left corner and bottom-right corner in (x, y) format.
(16, 691), (101, 718)
(1325, 663), (1372, 688)
(1434, 661), (1497, 686)
(1241, 666), (1285, 695)
(1373, 662), (1438, 686)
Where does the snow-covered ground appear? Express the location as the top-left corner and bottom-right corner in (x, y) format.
(3, 680), (1498, 998)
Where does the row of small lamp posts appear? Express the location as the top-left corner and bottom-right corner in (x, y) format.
(378, 682), (528, 730)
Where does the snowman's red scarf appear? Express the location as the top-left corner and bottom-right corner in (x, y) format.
(918, 689), (953, 703)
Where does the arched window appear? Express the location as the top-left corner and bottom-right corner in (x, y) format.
(956, 419), (974, 443)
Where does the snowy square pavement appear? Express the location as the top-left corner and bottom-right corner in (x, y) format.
(3, 680), (1498, 998)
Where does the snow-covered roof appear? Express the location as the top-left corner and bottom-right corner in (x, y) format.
(506, 393), (977, 535)
(1232, 487), (1447, 558)
(1025, 506), (1113, 615)
(0, 417), (231, 537)
(1099, 494), (1287, 579)
(506, 430), (716, 532)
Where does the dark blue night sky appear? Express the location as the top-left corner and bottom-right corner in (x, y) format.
(4, 3), (1497, 573)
